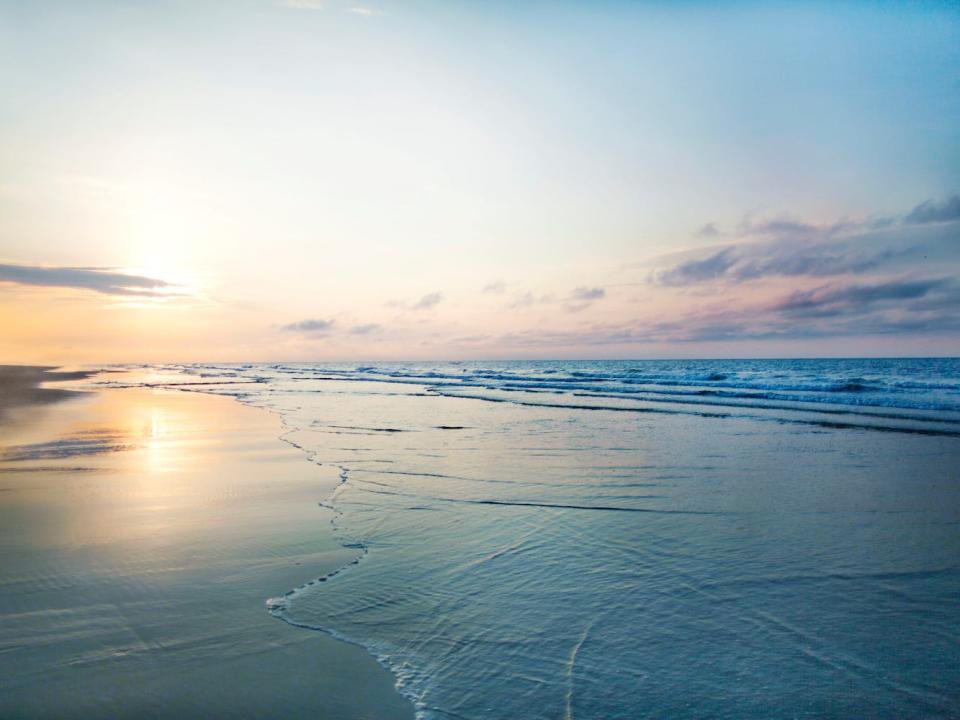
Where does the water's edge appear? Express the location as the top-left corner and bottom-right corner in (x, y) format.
(230, 393), (427, 717)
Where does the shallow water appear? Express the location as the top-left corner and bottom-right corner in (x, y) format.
(103, 360), (960, 719)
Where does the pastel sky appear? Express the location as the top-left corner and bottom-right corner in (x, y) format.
(2, 0), (959, 362)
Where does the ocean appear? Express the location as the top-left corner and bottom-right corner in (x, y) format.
(101, 359), (960, 719)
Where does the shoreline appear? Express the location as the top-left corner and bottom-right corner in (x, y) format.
(0, 365), (97, 426)
(0, 369), (414, 719)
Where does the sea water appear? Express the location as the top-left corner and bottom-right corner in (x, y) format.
(103, 359), (960, 718)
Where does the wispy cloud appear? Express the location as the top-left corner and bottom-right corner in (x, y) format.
(504, 287), (605, 313)
(635, 196), (960, 345)
(346, 6), (385, 16)
(507, 291), (554, 309)
(570, 286), (605, 301)
(0, 263), (176, 296)
(282, 318), (335, 333)
(563, 286), (606, 313)
(772, 278), (954, 317)
(738, 217), (824, 238)
(412, 291), (443, 311)
(651, 243), (903, 287)
(650, 196), (960, 288)
(668, 276), (960, 341)
(482, 280), (506, 295)
(697, 222), (720, 238)
(282, 318), (384, 337)
(903, 194), (960, 225)
(278, 0), (324, 9)
(653, 248), (738, 286)
(481, 276), (960, 349)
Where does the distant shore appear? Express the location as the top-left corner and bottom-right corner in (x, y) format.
(0, 367), (414, 719)
(0, 365), (96, 425)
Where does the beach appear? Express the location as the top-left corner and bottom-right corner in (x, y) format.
(4, 0), (958, 715)
(2, 361), (959, 719)
(0, 368), (413, 719)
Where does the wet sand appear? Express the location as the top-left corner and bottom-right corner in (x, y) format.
(0, 372), (414, 719)
(0, 365), (93, 425)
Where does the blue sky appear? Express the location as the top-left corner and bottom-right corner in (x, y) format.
(0, 0), (958, 360)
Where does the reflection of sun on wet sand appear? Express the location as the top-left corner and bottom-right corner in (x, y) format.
(0, 370), (413, 719)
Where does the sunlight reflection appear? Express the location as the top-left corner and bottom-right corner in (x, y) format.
(144, 406), (174, 473)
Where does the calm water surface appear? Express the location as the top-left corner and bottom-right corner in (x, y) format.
(103, 360), (960, 719)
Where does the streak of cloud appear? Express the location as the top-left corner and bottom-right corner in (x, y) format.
(282, 318), (335, 333)
(346, 6), (385, 16)
(773, 278), (952, 318)
(0, 263), (176, 297)
(654, 250), (738, 286)
(278, 0), (324, 9)
(570, 286), (605, 301)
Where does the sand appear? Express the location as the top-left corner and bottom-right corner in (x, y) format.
(0, 365), (95, 426)
(0, 370), (414, 719)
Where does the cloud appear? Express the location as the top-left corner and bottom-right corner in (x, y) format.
(282, 318), (385, 337)
(412, 291), (443, 311)
(654, 249), (738, 286)
(570, 286), (605, 301)
(489, 271), (960, 349)
(773, 278), (953, 318)
(697, 222), (720, 238)
(650, 196), (960, 288)
(507, 291), (555, 309)
(733, 245), (903, 282)
(482, 280), (506, 295)
(652, 238), (906, 288)
(561, 286), (606, 314)
(282, 318), (335, 333)
(499, 282), (960, 348)
(739, 218), (823, 237)
(903, 195), (960, 225)
(346, 6), (385, 16)
(0, 263), (175, 296)
(672, 276), (960, 341)
(278, 0), (324, 9)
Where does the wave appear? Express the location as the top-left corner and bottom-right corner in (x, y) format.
(99, 359), (960, 438)
(432, 389), (960, 437)
(162, 360), (960, 416)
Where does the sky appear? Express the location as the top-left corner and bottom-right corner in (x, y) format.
(1, 0), (959, 362)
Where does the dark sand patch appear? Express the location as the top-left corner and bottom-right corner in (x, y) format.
(0, 365), (94, 426)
